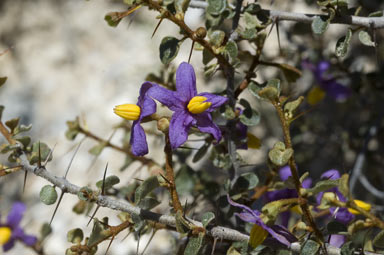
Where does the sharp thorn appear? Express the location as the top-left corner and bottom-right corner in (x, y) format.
(183, 199), (188, 218)
(159, 173), (171, 184)
(276, 18), (282, 53)
(211, 238), (218, 255)
(136, 233), (141, 255)
(102, 163), (109, 195)
(64, 139), (83, 178)
(105, 235), (115, 255)
(87, 205), (101, 227)
(133, 178), (144, 182)
(188, 41), (195, 63)
(151, 18), (163, 39)
(49, 191), (65, 226)
(22, 171), (28, 193)
(38, 141), (42, 168)
(121, 231), (131, 242)
(140, 230), (156, 255)
(43, 142), (57, 166)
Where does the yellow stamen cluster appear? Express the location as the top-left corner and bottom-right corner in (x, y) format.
(187, 96), (211, 114)
(0, 227), (12, 245)
(114, 104), (141, 121)
(348, 199), (371, 215)
(249, 224), (268, 248)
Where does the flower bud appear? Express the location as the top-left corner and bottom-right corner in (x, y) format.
(348, 199), (371, 215)
(195, 27), (207, 39)
(114, 104), (141, 121)
(157, 117), (170, 133)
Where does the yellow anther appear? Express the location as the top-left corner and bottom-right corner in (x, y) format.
(348, 199), (371, 215)
(249, 224), (268, 248)
(0, 227), (12, 245)
(187, 96), (211, 114)
(113, 104), (141, 121)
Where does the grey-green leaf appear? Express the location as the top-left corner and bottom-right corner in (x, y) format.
(239, 107), (260, 126)
(184, 233), (205, 255)
(311, 16), (330, 35)
(96, 175), (120, 190)
(208, 30), (225, 47)
(159, 37), (180, 65)
(207, 0), (226, 15)
(201, 212), (215, 227)
(232, 172), (259, 192)
(335, 28), (353, 58)
(358, 31), (375, 47)
(40, 185), (58, 205)
(135, 176), (159, 204)
(301, 240), (320, 255)
(67, 228), (84, 244)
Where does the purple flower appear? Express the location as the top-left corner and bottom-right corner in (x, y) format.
(316, 169), (354, 224)
(148, 62), (228, 149)
(329, 234), (346, 248)
(227, 195), (297, 247)
(0, 202), (37, 252)
(302, 60), (350, 101)
(114, 82), (157, 156)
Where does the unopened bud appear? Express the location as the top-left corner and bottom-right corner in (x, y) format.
(195, 27), (207, 39)
(157, 117), (170, 133)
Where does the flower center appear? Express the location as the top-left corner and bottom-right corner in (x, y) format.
(0, 227), (12, 245)
(187, 96), (211, 114)
(348, 199), (371, 215)
(114, 104), (141, 120)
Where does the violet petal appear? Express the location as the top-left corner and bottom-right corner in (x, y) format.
(175, 62), (197, 101)
(6, 202), (25, 228)
(130, 121), (148, 156)
(194, 112), (222, 142)
(169, 110), (194, 149)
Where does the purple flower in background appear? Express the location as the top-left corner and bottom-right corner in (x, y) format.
(114, 82), (157, 156)
(316, 169), (354, 225)
(302, 60), (351, 101)
(227, 195), (297, 247)
(0, 202), (37, 252)
(149, 62), (227, 149)
(264, 166), (312, 227)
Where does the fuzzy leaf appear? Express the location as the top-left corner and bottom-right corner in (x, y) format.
(373, 230), (384, 248)
(87, 218), (110, 247)
(311, 16), (330, 35)
(104, 12), (122, 27)
(5, 118), (19, 133)
(29, 142), (52, 165)
(268, 142), (293, 166)
(96, 175), (120, 190)
(335, 28), (353, 58)
(184, 232), (205, 255)
(208, 30), (225, 47)
(301, 240), (320, 254)
(135, 176), (159, 204)
(137, 197), (160, 210)
(159, 37), (180, 65)
(307, 179), (339, 195)
(232, 172), (259, 192)
(39, 185), (58, 205)
(201, 212), (215, 227)
(193, 143), (209, 163)
(207, 0), (226, 15)
(358, 31), (375, 47)
(67, 228), (84, 244)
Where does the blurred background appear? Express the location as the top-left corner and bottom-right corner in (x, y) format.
(1, 0), (384, 254)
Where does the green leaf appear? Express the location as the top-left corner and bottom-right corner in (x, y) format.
(373, 230), (384, 248)
(0, 77), (7, 87)
(208, 30), (225, 47)
(15, 136), (31, 148)
(307, 179), (339, 195)
(96, 175), (120, 190)
(277, 63), (302, 82)
(327, 220), (347, 234)
(39, 185), (58, 205)
(311, 16), (330, 35)
(137, 197), (160, 210)
(72, 200), (87, 214)
(204, 63), (218, 76)
(201, 212), (215, 227)
(89, 142), (107, 156)
(77, 186), (94, 201)
(335, 28), (353, 58)
(340, 241), (355, 255)
(193, 143), (209, 163)
(224, 41), (238, 60)
(268, 141), (293, 166)
(176, 166), (196, 195)
(67, 228), (84, 244)
(368, 11), (383, 17)
(244, 12), (260, 29)
(358, 31), (375, 47)
(135, 176), (159, 204)
(284, 96), (304, 119)
(14, 124), (32, 135)
(202, 48), (214, 65)
(29, 142), (52, 165)
(65, 118), (81, 141)
(87, 218), (110, 247)
(243, 3), (261, 14)
(239, 98), (260, 126)
(159, 37), (180, 65)
(240, 28), (257, 40)
(207, 0), (226, 15)
(184, 233), (205, 255)
(104, 12), (122, 27)
(232, 172), (259, 193)
(40, 223), (52, 242)
(5, 118), (20, 133)
(301, 240), (320, 255)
